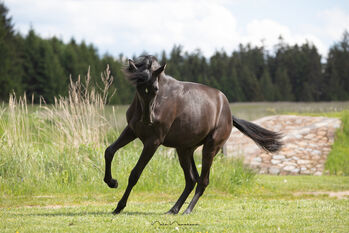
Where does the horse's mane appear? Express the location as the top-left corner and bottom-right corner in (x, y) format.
(123, 55), (160, 85)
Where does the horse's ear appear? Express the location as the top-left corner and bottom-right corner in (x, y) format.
(128, 59), (138, 72)
(151, 64), (166, 81)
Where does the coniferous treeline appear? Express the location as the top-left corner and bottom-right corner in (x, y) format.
(1, 3), (349, 104)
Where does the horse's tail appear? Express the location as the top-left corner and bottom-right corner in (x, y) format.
(232, 116), (283, 153)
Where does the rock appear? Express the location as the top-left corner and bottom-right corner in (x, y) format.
(284, 162), (297, 166)
(225, 115), (341, 176)
(252, 157), (262, 162)
(304, 133), (316, 139)
(269, 167), (280, 175)
(301, 170), (311, 174)
(297, 160), (310, 164)
(318, 131), (327, 136)
(271, 159), (281, 164)
(291, 168), (300, 173)
(297, 141), (308, 146)
(273, 155), (285, 160)
(283, 165), (295, 171)
(251, 157), (262, 166)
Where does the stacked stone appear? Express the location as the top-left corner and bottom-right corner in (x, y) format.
(226, 115), (341, 175)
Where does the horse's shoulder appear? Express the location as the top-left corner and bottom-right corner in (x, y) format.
(126, 97), (140, 122)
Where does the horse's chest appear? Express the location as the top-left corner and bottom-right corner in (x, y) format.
(130, 120), (159, 141)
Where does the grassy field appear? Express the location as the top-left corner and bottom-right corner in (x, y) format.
(1, 175), (348, 233)
(0, 78), (348, 232)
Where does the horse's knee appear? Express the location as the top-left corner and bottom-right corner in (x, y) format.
(104, 146), (114, 161)
(189, 172), (197, 185)
(195, 178), (209, 195)
(185, 177), (196, 190)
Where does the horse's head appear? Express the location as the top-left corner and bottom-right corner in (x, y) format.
(124, 55), (166, 124)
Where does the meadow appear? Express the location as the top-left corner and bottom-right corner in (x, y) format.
(0, 75), (348, 232)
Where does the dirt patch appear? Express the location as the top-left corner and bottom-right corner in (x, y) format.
(294, 191), (349, 199)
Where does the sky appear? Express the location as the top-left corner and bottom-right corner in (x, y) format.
(5, 0), (349, 59)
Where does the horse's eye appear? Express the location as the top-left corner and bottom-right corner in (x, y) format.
(145, 88), (149, 94)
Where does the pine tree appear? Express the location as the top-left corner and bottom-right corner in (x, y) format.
(239, 65), (262, 101)
(324, 31), (349, 100)
(274, 67), (294, 101)
(0, 3), (22, 99)
(230, 67), (245, 101)
(260, 69), (275, 101)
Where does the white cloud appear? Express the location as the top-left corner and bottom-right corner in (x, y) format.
(6, 0), (345, 58)
(8, 0), (240, 57)
(320, 7), (349, 40)
(240, 19), (327, 57)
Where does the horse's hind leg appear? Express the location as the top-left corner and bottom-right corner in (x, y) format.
(104, 126), (136, 188)
(182, 141), (218, 214)
(183, 124), (230, 214)
(166, 147), (198, 214)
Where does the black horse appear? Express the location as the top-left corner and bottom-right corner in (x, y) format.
(104, 55), (282, 214)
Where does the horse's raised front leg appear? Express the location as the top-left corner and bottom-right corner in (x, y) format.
(113, 141), (159, 214)
(166, 148), (198, 214)
(104, 126), (136, 189)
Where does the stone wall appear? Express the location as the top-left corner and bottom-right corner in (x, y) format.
(225, 115), (341, 175)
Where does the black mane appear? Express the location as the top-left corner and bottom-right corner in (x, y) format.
(123, 55), (160, 85)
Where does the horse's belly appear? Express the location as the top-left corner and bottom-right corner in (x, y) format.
(162, 118), (212, 148)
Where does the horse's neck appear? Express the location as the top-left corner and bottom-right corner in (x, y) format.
(132, 76), (177, 124)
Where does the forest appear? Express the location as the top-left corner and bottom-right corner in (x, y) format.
(1, 2), (349, 104)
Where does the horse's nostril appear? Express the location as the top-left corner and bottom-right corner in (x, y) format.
(154, 87), (159, 91)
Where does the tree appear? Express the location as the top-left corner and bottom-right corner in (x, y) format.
(239, 65), (262, 101)
(324, 31), (349, 100)
(274, 67), (293, 101)
(229, 67), (245, 102)
(21, 30), (66, 102)
(0, 2), (23, 99)
(259, 69), (275, 101)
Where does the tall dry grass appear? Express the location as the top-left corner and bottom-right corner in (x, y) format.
(40, 66), (115, 148)
(0, 66), (119, 194)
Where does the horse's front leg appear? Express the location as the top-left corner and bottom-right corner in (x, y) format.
(113, 140), (159, 214)
(104, 126), (136, 188)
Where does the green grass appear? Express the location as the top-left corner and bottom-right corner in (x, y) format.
(325, 111), (349, 175)
(1, 176), (349, 233)
(1, 199), (348, 233)
(229, 101), (349, 120)
(1, 92), (349, 232)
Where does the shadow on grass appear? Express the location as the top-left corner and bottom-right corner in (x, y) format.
(9, 210), (162, 217)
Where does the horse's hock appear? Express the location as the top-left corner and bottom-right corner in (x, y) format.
(226, 115), (341, 175)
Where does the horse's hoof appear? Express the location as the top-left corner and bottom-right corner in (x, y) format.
(182, 209), (192, 215)
(112, 209), (120, 215)
(165, 209), (178, 215)
(113, 207), (124, 215)
(105, 178), (118, 189)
